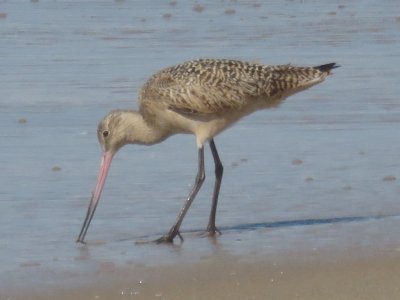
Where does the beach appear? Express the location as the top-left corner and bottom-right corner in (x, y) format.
(6, 245), (400, 299)
(1, 0), (400, 299)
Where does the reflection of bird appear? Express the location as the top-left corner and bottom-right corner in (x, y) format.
(77, 58), (338, 244)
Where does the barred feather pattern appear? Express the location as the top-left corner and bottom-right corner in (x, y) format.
(139, 59), (336, 119)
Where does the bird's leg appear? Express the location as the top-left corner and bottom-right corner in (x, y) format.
(155, 146), (205, 243)
(207, 139), (223, 236)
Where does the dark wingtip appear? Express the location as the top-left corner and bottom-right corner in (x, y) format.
(314, 63), (340, 72)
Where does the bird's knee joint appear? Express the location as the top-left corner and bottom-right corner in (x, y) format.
(196, 173), (206, 184)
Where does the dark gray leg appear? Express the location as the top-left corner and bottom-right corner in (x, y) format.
(156, 146), (205, 243)
(207, 139), (223, 235)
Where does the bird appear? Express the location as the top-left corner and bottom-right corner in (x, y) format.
(76, 58), (338, 244)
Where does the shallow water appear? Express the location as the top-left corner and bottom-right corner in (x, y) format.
(1, 0), (400, 296)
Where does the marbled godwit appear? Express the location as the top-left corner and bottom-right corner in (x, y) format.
(77, 58), (338, 244)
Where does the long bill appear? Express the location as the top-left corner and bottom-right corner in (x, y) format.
(76, 151), (113, 244)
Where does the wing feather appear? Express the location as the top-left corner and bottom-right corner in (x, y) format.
(138, 59), (337, 119)
(139, 60), (269, 117)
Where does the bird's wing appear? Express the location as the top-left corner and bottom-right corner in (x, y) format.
(139, 59), (337, 118)
(139, 63), (270, 117)
(166, 78), (262, 116)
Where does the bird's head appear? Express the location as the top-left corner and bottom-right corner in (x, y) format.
(76, 110), (129, 244)
(97, 110), (130, 155)
(76, 109), (165, 243)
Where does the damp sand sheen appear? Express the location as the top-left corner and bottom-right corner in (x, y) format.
(2, 1), (400, 299)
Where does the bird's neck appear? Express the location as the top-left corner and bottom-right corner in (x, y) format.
(120, 110), (170, 146)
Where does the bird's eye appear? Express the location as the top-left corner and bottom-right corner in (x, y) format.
(102, 130), (109, 138)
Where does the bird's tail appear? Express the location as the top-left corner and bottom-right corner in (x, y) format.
(268, 62), (339, 98)
(313, 63), (340, 75)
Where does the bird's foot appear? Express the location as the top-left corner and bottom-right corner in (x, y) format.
(207, 224), (222, 236)
(199, 225), (222, 238)
(154, 230), (183, 244)
(135, 230), (183, 245)
(76, 239), (86, 245)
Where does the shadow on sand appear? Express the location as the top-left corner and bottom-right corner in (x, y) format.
(219, 214), (399, 232)
(133, 214), (400, 242)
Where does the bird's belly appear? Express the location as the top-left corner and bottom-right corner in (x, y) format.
(161, 100), (273, 147)
(193, 112), (245, 147)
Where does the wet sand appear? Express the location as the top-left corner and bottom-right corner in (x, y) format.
(1, 0), (400, 298)
(6, 248), (400, 300)
(4, 215), (400, 299)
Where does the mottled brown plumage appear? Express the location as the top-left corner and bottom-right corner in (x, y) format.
(140, 58), (334, 117)
(77, 58), (338, 244)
